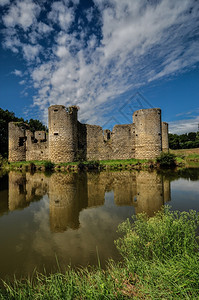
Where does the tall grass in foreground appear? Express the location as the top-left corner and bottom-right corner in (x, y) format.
(1, 207), (199, 299)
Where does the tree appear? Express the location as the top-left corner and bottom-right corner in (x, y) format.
(28, 119), (47, 132)
(169, 132), (199, 150)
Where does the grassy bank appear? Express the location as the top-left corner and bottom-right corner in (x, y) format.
(171, 148), (199, 167)
(1, 207), (199, 299)
(0, 158), (150, 172)
(1, 148), (199, 172)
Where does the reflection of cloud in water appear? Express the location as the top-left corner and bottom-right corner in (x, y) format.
(32, 191), (134, 268)
(172, 180), (199, 193)
(171, 179), (199, 212)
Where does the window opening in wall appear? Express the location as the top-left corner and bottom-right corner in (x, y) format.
(107, 132), (111, 140)
(54, 109), (58, 112)
(19, 184), (25, 194)
(54, 132), (59, 136)
(18, 137), (25, 147)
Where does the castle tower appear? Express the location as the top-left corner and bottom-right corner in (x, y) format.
(161, 122), (169, 152)
(8, 122), (27, 162)
(48, 105), (78, 163)
(133, 108), (162, 159)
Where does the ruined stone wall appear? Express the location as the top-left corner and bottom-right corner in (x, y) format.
(111, 124), (135, 160)
(8, 122), (27, 162)
(48, 105), (78, 163)
(26, 130), (49, 161)
(161, 122), (169, 153)
(133, 108), (162, 159)
(84, 124), (104, 161)
(77, 123), (135, 161)
(8, 105), (168, 162)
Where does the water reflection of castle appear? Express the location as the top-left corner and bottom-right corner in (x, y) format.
(5, 171), (170, 232)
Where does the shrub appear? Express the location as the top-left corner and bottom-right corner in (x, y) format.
(156, 152), (176, 168)
(115, 207), (199, 264)
(44, 160), (55, 171)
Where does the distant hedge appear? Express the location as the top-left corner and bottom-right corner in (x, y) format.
(169, 132), (199, 149)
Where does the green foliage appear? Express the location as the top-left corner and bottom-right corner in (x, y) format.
(169, 132), (199, 149)
(28, 119), (47, 132)
(114, 207), (199, 298)
(44, 160), (55, 171)
(156, 152), (176, 167)
(115, 207), (199, 263)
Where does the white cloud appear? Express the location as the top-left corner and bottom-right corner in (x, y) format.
(1, 0), (199, 125)
(12, 69), (23, 77)
(169, 116), (199, 134)
(48, 1), (75, 31)
(22, 44), (42, 61)
(19, 80), (25, 85)
(0, 0), (10, 6)
(3, 0), (41, 30)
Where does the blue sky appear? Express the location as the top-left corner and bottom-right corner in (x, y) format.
(0, 0), (199, 134)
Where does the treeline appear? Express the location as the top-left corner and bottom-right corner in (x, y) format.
(0, 108), (47, 158)
(169, 132), (199, 149)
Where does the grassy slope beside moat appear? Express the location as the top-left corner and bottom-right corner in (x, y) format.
(0, 207), (199, 299)
(1, 148), (199, 171)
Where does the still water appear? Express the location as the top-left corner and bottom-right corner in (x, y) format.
(0, 169), (199, 280)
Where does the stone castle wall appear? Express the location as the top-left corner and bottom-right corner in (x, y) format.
(8, 105), (169, 162)
(8, 122), (26, 162)
(26, 130), (49, 161)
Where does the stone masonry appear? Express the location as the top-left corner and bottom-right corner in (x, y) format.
(8, 105), (169, 163)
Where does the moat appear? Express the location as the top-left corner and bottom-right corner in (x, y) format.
(0, 168), (199, 281)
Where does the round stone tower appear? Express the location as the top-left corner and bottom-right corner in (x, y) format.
(161, 122), (169, 153)
(48, 105), (78, 163)
(133, 108), (162, 159)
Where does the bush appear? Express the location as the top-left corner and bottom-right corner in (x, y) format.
(44, 160), (55, 171)
(156, 152), (176, 167)
(115, 207), (199, 263)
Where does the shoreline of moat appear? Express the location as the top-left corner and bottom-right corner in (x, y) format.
(1, 151), (199, 173)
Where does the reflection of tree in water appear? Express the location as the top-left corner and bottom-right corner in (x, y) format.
(158, 168), (199, 182)
(0, 173), (8, 216)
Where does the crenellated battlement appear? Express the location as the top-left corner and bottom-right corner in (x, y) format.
(8, 105), (169, 163)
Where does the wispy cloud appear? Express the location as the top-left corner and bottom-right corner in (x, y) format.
(169, 116), (199, 134)
(1, 0), (199, 124)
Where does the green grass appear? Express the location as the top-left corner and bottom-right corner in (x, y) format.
(1, 151), (199, 172)
(1, 158), (150, 172)
(99, 158), (147, 165)
(1, 207), (199, 299)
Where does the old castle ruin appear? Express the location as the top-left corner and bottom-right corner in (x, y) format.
(8, 105), (169, 163)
